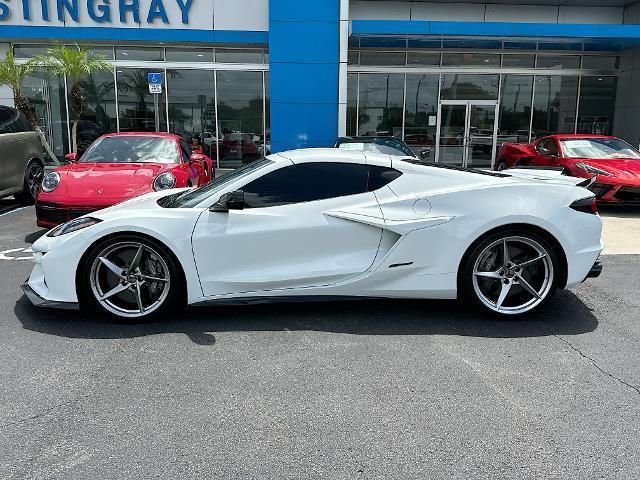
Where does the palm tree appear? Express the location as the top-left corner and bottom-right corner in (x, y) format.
(0, 50), (59, 164)
(36, 44), (112, 153)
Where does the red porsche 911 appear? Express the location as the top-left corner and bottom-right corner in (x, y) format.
(36, 132), (214, 228)
(496, 134), (640, 204)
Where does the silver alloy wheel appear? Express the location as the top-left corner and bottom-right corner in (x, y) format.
(26, 162), (43, 198)
(472, 236), (554, 315)
(90, 241), (171, 318)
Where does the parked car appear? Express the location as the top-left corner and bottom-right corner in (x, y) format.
(219, 133), (260, 164)
(23, 148), (602, 321)
(496, 134), (640, 203)
(0, 106), (46, 204)
(335, 136), (431, 160)
(35, 132), (213, 228)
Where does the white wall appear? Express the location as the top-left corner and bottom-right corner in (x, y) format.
(350, 1), (624, 25)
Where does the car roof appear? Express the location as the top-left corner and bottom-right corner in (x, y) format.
(337, 136), (405, 144)
(100, 132), (182, 141)
(275, 148), (397, 165)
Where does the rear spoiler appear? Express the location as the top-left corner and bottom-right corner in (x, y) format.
(504, 167), (596, 187)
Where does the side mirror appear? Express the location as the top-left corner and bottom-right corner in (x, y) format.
(210, 190), (245, 212)
(65, 152), (78, 163)
(419, 148), (431, 160)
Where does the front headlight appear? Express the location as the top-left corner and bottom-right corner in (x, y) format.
(574, 163), (614, 177)
(47, 217), (102, 237)
(41, 172), (61, 192)
(153, 172), (177, 191)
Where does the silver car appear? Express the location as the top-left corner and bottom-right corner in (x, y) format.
(0, 105), (45, 204)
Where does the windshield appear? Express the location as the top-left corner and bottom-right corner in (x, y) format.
(81, 136), (180, 164)
(163, 158), (274, 208)
(338, 139), (416, 157)
(560, 138), (640, 160)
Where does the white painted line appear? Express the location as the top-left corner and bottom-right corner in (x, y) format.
(0, 207), (26, 218)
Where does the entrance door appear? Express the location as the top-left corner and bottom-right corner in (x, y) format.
(436, 101), (498, 168)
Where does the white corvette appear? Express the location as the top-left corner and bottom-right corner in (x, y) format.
(22, 149), (603, 320)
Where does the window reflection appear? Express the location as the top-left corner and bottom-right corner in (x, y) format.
(216, 71), (264, 169)
(347, 74), (358, 136)
(21, 74), (70, 157)
(441, 74), (499, 100)
(166, 69), (217, 162)
(499, 75), (533, 144)
(577, 77), (617, 135)
(117, 68), (167, 133)
(532, 76), (578, 136)
(404, 74), (439, 154)
(68, 71), (117, 156)
(357, 73), (404, 137)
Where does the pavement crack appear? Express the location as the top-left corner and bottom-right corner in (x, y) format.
(547, 328), (640, 397)
(0, 393), (92, 430)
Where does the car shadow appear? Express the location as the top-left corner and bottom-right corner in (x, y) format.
(599, 205), (640, 219)
(14, 290), (597, 345)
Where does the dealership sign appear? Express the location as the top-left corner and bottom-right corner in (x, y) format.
(0, 0), (195, 25)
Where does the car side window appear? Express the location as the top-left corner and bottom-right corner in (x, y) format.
(0, 107), (15, 134)
(367, 166), (402, 191)
(241, 162), (370, 208)
(540, 138), (558, 155)
(179, 141), (191, 162)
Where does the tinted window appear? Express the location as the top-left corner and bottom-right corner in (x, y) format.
(0, 107), (28, 134)
(242, 163), (370, 208)
(367, 166), (402, 191)
(539, 138), (558, 155)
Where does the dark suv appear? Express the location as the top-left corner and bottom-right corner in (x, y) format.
(0, 106), (45, 204)
(334, 136), (431, 160)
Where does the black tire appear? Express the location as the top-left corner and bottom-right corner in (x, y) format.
(79, 234), (186, 322)
(495, 159), (508, 171)
(14, 160), (44, 205)
(460, 229), (560, 317)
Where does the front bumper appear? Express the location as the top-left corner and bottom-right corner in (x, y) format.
(36, 202), (100, 228)
(21, 281), (80, 310)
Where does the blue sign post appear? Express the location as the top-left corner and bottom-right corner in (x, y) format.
(148, 73), (163, 132)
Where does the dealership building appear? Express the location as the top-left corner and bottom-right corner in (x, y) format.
(1, 0), (639, 169)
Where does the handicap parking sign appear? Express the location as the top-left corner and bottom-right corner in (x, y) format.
(148, 72), (163, 94)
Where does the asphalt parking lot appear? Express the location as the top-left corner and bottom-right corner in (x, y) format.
(1, 200), (639, 479)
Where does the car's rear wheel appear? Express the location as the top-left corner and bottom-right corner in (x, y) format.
(14, 160), (43, 205)
(461, 231), (559, 316)
(81, 236), (183, 321)
(495, 159), (508, 171)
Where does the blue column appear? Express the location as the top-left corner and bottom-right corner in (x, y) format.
(269, 0), (340, 153)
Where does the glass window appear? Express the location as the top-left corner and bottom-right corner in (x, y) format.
(441, 74), (500, 100)
(499, 75), (534, 144)
(117, 68), (167, 133)
(367, 166), (403, 191)
(241, 163), (370, 208)
(560, 137), (640, 159)
(404, 74), (439, 155)
(68, 70), (117, 155)
(347, 74), (358, 137)
(80, 136), (179, 164)
(13, 44), (49, 58)
(166, 69), (217, 161)
(357, 73), (404, 137)
(116, 47), (164, 61)
(536, 55), (580, 69)
(216, 70), (264, 169)
(264, 72), (270, 157)
(532, 76), (579, 136)
(359, 51), (406, 66)
(215, 49), (264, 64)
(166, 48), (214, 63)
(581, 56), (619, 70)
(21, 74), (70, 157)
(442, 53), (501, 67)
(407, 52), (441, 66)
(539, 137), (559, 156)
(348, 51), (359, 65)
(0, 106), (24, 134)
(502, 54), (535, 68)
(577, 77), (617, 135)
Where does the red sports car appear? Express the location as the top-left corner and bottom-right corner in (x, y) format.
(36, 132), (213, 228)
(496, 134), (640, 203)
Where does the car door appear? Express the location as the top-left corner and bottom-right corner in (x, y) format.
(191, 162), (385, 297)
(0, 107), (29, 193)
(532, 138), (561, 167)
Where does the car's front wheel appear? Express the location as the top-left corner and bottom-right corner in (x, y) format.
(14, 160), (44, 205)
(81, 236), (183, 321)
(461, 231), (559, 316)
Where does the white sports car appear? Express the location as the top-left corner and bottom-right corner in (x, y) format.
(22, 149), (603, 320)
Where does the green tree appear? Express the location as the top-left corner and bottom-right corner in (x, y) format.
(36, 44), (112, 153)
(0, 50), (59, 163)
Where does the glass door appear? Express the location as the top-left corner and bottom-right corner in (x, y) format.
(436, 101), (498, 167)
(437, 103), (467, 165)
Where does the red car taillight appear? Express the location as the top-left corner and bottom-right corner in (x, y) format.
(570, 197), (598, 215)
